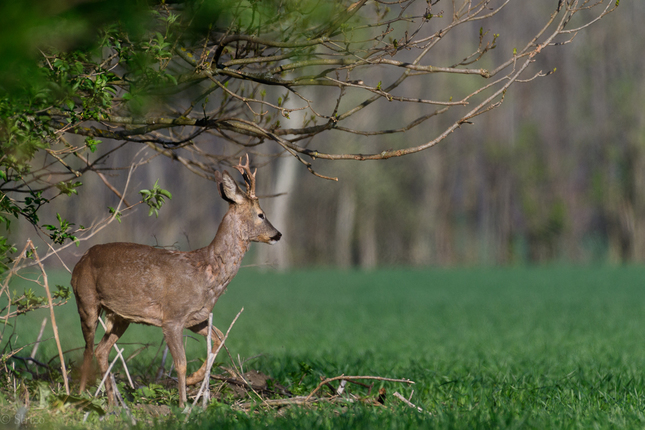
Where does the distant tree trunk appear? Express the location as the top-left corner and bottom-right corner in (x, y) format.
(411, 150), (444, 266)
(256, 155), (298, 270)
(335, 184), (356, 268)
(358, 208), (377, 269)
(632, 108), (645, 262)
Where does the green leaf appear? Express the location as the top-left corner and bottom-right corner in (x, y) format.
(38, 381), (50, 408)
(43, 213), (78, 245)
(56, 180), (82, 196)
(108, 206), (122, 223)
(139, 180), (172, 217)
(84, 137), (102, 152)
(53, 285), (71, 300)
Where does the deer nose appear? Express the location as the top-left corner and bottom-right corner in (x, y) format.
(271, 232), (282, 242)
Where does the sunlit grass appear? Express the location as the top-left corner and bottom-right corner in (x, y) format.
(5, 266), (645, 428)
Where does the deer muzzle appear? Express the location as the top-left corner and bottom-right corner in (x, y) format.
(269, 231), (282, 244)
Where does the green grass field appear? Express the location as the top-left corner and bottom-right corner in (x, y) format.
(4, 266), (645, 428)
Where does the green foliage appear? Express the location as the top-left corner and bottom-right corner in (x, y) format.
(8, 284), (70, 316)
(140, 180), (172, 217)
(55, 180), (82, 196)
(10, 288), (48, 313)
(0, 0), (149, 92)
(48, 393), (106, 417)
(108, 206), (122, 223)
(286, 361), (314, 395)
(0, 42), (119, 270)
(21, 191), (48, 225)
(132, 383), (178, 406)
(53, 284), (71, 300)
(83, 136), (101, 152)
(43, 213), (79, 245)
(0, 236), (17, 274)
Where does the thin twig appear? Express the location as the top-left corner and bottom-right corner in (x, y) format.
(305, 375), (414, 402)
(26, 240), (69, 396)
(92, 347), (122, 398)
(216, 334), (271, 408)
(29, 318), (48, 360)
(184, 307), (244, 415)
(155, 345), (169, 382)
(16, 159), (140, 271)
(111, 373), (136, 425)
(203, 313), (213, 407)
(393, 391), (424, 412)
(336, 379), (347, 396)
(98, 316), (134, 389)
(83, 347), (123, 423)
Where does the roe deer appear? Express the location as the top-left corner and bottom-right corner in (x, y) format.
(71, 155), (281, 407)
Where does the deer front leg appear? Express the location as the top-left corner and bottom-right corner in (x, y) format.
(163, 324), (188, 407)
(185, 321), (224, 386)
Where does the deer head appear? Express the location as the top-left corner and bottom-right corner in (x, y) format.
(215, 154), (282, 244)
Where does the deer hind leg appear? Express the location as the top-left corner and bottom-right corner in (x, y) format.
(185, 320), (224, 386)
(77, 302), (100, 394)
(94, 313), (129, 406)
(163, 323), (188, 408)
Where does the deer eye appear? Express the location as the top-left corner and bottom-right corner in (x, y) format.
(258, 213), (265, 220)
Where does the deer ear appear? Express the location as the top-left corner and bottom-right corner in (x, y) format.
(217, 171), (246, 205)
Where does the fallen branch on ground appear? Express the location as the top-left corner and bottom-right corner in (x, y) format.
(227, 374), (416, 412)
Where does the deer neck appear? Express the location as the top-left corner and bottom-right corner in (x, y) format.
(207, 209), (250, 279)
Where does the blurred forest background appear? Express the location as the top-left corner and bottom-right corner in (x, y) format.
(6, 0), (642, 270)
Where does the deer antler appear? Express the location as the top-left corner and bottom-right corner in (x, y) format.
(234, 154), (257, 199)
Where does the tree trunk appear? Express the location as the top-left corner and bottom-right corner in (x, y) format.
(335, 184), (356, 268)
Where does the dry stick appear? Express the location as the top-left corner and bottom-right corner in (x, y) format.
(393, 391), (424, 412)
(237, 393), (387, 410)
(203, 313), (213, 407)
(305, 376), (414, 402)
(4, 345), (27, 361)
(92, 347), (122, 398)
(98, 316), (134, 389)
(44, 241), (73, 275)
(336, 379), (347, 396)
(27, 240), (69, 396)
(156, 345), (169, 382)
(148, 338), (166, 380)
(76, 153), (132, 206)
(83, 348), (124, 423)
(111, 373), (136, 425)
(185, 308), (244, 415)
(235, 353), (269, 405)
(0, 247), (37, 351)
(29, 317), (48, 360)
(238, 396), (313, 408)
(218, 337), (270, 408)
(12, 362), (17, 400)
